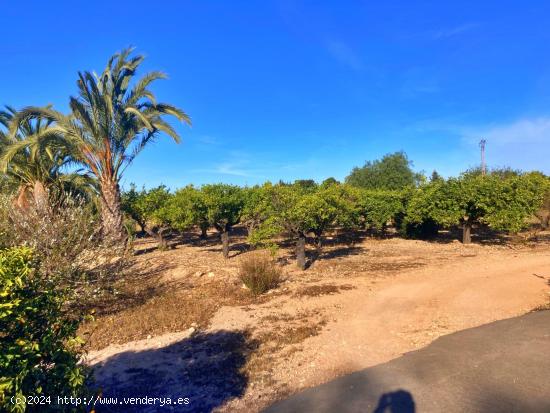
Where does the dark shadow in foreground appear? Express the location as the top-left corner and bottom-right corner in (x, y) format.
(92, 330), (257, 413)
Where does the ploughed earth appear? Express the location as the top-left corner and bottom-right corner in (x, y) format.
(81, 227), (550, 412)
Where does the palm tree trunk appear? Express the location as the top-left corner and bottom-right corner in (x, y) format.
(32, 181), (49, 211)
(100, 178), (126, 242)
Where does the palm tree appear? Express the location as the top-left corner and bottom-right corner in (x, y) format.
(5, 48), (190, 240)
(0, 106), (91, 209)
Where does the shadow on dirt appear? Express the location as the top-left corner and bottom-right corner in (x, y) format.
(373, 390), (416, 412)
(89, 257), (178, 317)
(93, 330), (258, 413)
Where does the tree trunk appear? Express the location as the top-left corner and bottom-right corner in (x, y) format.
(200, 223), (208, 239)
(296, 234), (306, 270)
(315, 234), (323, 254)
(100, 178), (126, 243)
(221, 230), (230, 258)
(146, 227), (168, 250)
(462, 222), (472, 244)
(157, 229), (168, 250)
(138, 222), (146, 235)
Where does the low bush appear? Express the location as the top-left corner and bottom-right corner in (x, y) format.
(0, 193), (128, 310)
(0, 247), (89, 412)
(239, 252), (282, 295)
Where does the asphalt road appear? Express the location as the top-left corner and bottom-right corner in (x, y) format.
(263, 310), (550, 413)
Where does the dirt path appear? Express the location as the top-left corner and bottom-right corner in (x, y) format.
(220, 248), (550, 411)
(87, 242), (550, 412)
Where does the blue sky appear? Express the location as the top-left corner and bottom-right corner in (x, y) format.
(1, 1), (550, 189)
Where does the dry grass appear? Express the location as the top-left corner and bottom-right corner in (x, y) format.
(242, 311), (328, 389)
(80, 279), (261, 350)
(239, 252), (283, 295)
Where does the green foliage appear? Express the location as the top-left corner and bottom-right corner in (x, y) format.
(242, 184), (281, 251)
(122, 185), (172, 228)
(404, 173), (550, 237)
(293, 179), (318, 191)
(0, 106), (94, 205)
(3, 48), (191, 240)
(430, 170), (443, 182)
(248, 183), (359, 247)
(0, 248), (88, 412)
(358, 190), (405, 231)
(321, 177), (340, 187)
(346, 151), (423, 190)
(164, 185), (208, 233)
(122, 185), (172, 248)
(201, 184), (244, 232)
(121, 184), (147, 232)
(238, 252), (282, 295)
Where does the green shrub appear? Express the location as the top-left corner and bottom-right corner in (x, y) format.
(0, 247), (88, 412)
(239, 252), (282, 295)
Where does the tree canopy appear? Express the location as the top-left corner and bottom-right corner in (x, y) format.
(345, 151), (423, 190)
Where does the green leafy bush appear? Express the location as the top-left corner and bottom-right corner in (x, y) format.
(239, 252), (282, 295)
(0, 247), (88, 412)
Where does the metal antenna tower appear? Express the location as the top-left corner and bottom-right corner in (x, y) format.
(479, 139), (487, 176)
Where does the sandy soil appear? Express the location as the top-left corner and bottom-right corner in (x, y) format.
(86, 234), (550, 412)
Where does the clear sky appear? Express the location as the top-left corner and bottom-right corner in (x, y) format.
(1, 1), (549, 189)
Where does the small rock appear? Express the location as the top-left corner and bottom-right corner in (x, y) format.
(191, 322), (198, 327)
(147, 335), (152, 339)
(194, 271), (204, 277)
(207, 271), (215, 277)
(187, 327), (196, 334)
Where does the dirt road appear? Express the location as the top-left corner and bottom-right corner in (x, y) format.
(88, 239), (550, 412)
(218, 245), (550, 411)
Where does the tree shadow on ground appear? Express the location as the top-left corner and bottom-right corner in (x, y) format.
(90, 258), (178, 317)
(417, 226), (511, 246)
(92, 330), (258, 413)
(302, 245), (365, 269)
(200, 242), (250, 258)
(318, 245), (365, 260)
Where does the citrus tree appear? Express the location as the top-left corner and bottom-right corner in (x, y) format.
(357, 189), (405, 234)
(248, 183), (359, 269)
(200, 184), (244, 258)
(122, 185), (172, 249)
(405, 173), (549, 243)
(164, 185), (209, 238)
